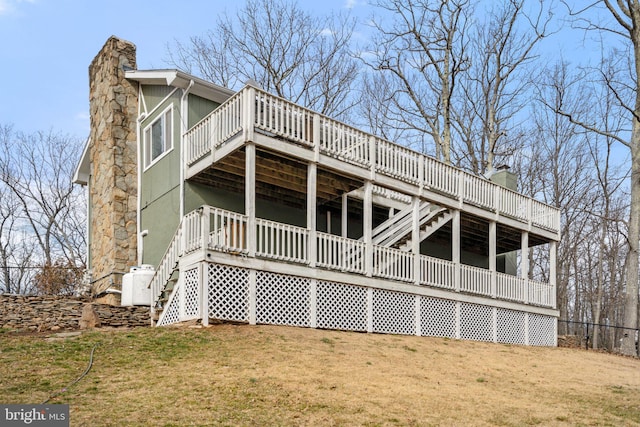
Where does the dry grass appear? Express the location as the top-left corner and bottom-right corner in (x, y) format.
(1, 324), (639, 426)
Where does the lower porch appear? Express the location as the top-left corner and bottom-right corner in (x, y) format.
(150, 206), (557, 346)
(157, 257), (556, 346)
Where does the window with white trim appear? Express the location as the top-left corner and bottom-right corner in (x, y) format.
(144, 107), (173, 168)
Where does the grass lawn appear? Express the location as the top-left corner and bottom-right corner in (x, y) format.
(1, 324), (639, 426)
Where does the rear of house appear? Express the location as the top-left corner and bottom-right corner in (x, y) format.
(74, 37), (560, 346)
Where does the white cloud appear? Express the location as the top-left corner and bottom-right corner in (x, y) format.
(0, 0), (35, 16)
(0, 0), (13, 15)
(320, 28), (334, 37)
(75, 112), (90, 121)
(344, 0), (357, 9)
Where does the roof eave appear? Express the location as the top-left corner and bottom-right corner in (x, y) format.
(73, 137), (91, 185)
(124, 69), (235, 104)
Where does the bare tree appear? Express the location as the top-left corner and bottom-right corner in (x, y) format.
(526, 61), (595, 327)
(0, 127), (86, 294)
(456, 0), (553, 174)
(555, 1), (640, 356)
(361, 0), (472, 162)
(167, 0), (358, 119)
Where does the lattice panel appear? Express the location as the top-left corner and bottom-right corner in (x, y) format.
(460, 303), (493, 342)
(158, 284), (181, 326)
(497, 308), (526, 345)
(208, 263), (250, 322)
(256, 271), (310, 327)
(420, 297), (456, 338)
(372, 289), (415, 335)
(184, 268), (200, 318)
(317, 281), (367, 332)
(528, 313), (556, 346)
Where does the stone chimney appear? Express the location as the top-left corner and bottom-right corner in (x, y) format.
(87, 36), (139, 303)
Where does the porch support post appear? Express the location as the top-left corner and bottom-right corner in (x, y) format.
(452, 209), (461, 292)
(307, 162), (317, 267)
(248, 269), (257, 325)
(489, 220), (497, 298)
(243, 86), (256, 142)
(200, 261), (208, 326)
(341, 193), (348, 238)
(245, 143), (256, 257)
(364, 180), (373, 277)
(550, 241), (557, 309)
(310, 279), (317, 328)
(412, 196), (421, 286)
(367, 287), (373, 333)
(521, 230), (529, 304)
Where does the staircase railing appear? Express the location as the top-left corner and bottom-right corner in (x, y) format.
(148, 209), (202, 319)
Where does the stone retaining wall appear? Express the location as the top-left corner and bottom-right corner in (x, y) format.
(0, 295), (150, 332)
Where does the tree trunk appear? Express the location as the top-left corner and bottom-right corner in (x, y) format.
(621, 141), (640, 355)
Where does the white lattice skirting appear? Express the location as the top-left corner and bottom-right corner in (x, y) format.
(158, 262), (556, 346)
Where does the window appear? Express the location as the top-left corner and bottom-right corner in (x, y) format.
(144, 107), (173, 168)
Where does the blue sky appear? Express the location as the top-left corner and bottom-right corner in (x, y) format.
(0, 0), (617, 141)
(0, 0), (363, 138)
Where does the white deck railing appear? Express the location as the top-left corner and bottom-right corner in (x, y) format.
(256, 219), (308, 263)
(419, 256), (455, 290)
(152, 206), (555, 309)
(185, 86), (560, 234)
(373, 246), (414, 282)
(207, 207), (247, 253)
(148, 209), (202, 318)
(317, 232), (366, 274)
(460, 264), (493, 297)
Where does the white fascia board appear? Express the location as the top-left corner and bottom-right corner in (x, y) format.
(73, 137), (91, 185)
(125, 69), (235, 104)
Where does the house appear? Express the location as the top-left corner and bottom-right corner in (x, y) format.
(74, 37), (560, 346)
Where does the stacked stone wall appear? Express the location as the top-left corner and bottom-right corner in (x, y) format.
(0, 295), (149, 332)
(88, 36), (139, 297)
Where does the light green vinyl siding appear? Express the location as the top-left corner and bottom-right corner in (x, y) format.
(141, 187), (181, 267)
(141, 86), (175, 114)
(188, 94), (219, 129)
(139, 88), (182, 267)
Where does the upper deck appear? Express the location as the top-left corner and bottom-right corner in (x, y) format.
(184, 85), (560, 241)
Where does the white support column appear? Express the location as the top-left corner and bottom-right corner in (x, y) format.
(246, 143), (257, 257)
(310, 279), (317, 328)
(200, 261), (208, 326)
(369, 136), (377, 179)
(455, 301), (461, 339)
(415, 295), (421, 336)
(341, 193), (348, 238)
(243, 86), (256, 142)
(524, 312), (530, 346)
(452, 209), (461, 292)
(364, 181), (373, 277)
(489, 221), (497, 298)
(412, 196), (421, 286)
(367, 288), (374, 333)
(313, 113), (321, 160)
(200, 206), (211, 252)
(492, 307), (497, 343)
(178, 275), (186, 322)
(307, 162), (317, 267)
(522, 230), (529, 304)
(248, 269), (257, 325)
(550, 241), (557, 309)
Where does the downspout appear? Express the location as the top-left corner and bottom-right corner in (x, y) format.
(180, 79), (195, 219)
(136, 84), (146, 266)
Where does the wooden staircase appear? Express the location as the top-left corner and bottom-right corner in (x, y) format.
(369, 201), (451, 250)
